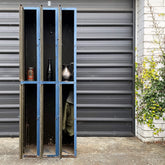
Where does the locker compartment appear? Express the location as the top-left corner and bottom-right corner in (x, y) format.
(43, 84), (56, 156)
(43, 10), (56, 81)
(62, 84), (74, 156)
(23, 84), (37, 155)
(24, 10), (37, 81)
(62, 10), (74, 81)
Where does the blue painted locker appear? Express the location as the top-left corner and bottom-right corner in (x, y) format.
(19, 5), (77, 158)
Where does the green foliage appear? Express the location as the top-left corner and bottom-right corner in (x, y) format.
(135, 57), (165, 135)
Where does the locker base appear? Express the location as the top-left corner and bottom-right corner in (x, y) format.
(43, 145), (56, 156)
(24, 145), (37, 155)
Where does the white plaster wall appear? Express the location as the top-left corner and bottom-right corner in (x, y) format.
(136, 0), (165, 142)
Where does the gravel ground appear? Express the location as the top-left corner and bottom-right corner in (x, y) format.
(0, 137), (165, 165)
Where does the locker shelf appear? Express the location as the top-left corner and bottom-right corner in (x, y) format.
(20, 81), (37, 84)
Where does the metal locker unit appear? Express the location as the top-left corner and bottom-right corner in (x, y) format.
(19, 6), (77, 158)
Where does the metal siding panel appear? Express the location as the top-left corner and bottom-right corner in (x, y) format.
(77, 81), (132, 91)
(77, 121), (132, 132)
(0, 40), (19, 53)
(0, 94), (19, 104)
(0, 26), (19, 39)
(77, 12), (133, 25)
(0, 0), (134, 137)
(0, 122), (18, 136)
(0, 54), (19, 67)
(0, 108), (19, 119)
(77, 68), (132, 78)
(0, 12), (19, 25)
(77, 40), (132, 53)
(77, 94), (132, 105)
(77, 26), (133, 39)
(77, 54), (132, 64)
(0, 68), (19, 80)
(0, 82), (19, 91)
(77, 108), (132, 118)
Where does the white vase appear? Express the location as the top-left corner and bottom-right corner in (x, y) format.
(62, 65), (71, 81)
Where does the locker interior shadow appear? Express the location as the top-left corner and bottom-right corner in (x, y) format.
(62, 84), (74, 156)
(43, 84), (56, 155)
(24, 84), (37, 155)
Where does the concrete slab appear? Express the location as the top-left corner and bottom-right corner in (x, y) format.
(0, 137), (164, 165)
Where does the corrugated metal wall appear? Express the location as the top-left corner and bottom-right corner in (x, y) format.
(0, 10), (19, 136)
(0, 0), (135, 137)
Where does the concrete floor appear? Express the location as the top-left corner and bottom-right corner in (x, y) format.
(0, 137), (165, 165)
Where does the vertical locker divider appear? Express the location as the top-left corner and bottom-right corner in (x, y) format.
(73, 9), (77, 157)
(56, 83), (59, 156)
(40, 5), (43, 157)
(19, 5), (24, 81)
(55, 8), (59, 157)
(58, 6), (62, 82)
(58, 5), (62, 158)
(19, 4), (24, 159)
(37, 7), (40, 82)
(37, 7), (40, 157)
(40, 6), (44, 82)
(19, 84), (24, 159)
(37, 83), (40, 157)
(59, 84), (62, 158)
(40, 84), (43, 157)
